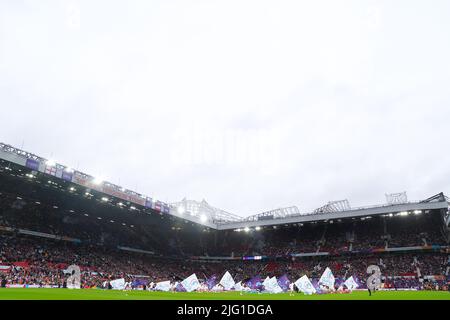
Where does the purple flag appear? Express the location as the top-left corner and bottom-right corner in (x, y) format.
(335, 278), (344, 288)
(132, 278), (148, 287)
(311, 278), (322, 292)
(206, 275), (217, 290)
(353, 276), (364, 288)
(246, 276), (263, 290)
(277, 274), (290, 292)
(175, 282), (186, 292)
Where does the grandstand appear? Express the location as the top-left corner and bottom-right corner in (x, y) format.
(0, 142), (449, 294)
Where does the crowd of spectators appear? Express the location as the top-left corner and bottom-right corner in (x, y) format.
(214, 213), (449, 257)
(1, 183), (448, 259)
(0, 233), (448, 290)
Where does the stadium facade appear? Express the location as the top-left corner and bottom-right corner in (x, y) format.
(1, 142), (449, 231)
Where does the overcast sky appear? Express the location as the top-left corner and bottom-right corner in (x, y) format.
(1, 0), (449, 217)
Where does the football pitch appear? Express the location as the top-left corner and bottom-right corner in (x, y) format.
(0, 289), (448, 300)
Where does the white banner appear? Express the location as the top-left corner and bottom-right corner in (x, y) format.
(6, 284), (25, 288)
(234, 281), (243, 291)
(262, 276), (271, 288)
(264, 277), (283, 293)
(319, 267), (335, 288)
(155, 280), (171, 292)
(219, 271), (236, 291)
(294, 275), (317, 295)
(110, 278), (125, 290)
(181, 274), (200, 292)
(0, 265), (11, 271)
(344, 276), (359, 291)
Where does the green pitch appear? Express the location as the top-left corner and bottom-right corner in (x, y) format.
(0, 289), (448, 300)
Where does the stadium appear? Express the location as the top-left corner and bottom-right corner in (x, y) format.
(0, 142), (449, 300)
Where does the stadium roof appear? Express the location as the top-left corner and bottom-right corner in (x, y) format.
(1, 142), (449, 230)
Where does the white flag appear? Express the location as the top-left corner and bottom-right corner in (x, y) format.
(155, 280), (171, 292)
(219, 271), (236, 291)
(181, 274), (200, 292)
(110, 278), (125, 290)
(294, 275), (317, 295)
(262, 276), (271, 288)
(344, 276), (358, 291)
(319, 267), (335, 288)
(265, 277), (283, 293)
(234, 281), (243, 291)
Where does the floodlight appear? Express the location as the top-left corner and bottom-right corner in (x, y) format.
(200, 214), (207, 223)
(244, 227), (250, 232)
(93, 177), (103, 185)
(177, 206), (185, 215)
(255, 226), (261, 231)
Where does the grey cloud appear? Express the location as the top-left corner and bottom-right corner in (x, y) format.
(1, 0), (449, 216)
